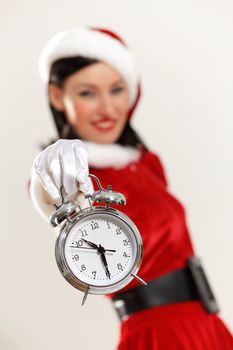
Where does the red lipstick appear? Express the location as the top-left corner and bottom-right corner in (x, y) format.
(92, 117), (117, 132)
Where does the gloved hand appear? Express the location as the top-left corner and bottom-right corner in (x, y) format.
(33, 139), (90, 208)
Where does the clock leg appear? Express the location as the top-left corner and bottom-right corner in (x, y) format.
(131, 274), (147, 286)
(81, 286), (90, 306)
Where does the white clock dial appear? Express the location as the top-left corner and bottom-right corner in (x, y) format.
(55, 206), (144, 295)
(64, 213), (137, 287)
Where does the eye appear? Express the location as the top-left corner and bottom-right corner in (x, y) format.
(111, 86), (125, 95)
(78, 90), (95, 97)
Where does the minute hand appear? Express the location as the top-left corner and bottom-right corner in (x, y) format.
(100, 251), (111, 279)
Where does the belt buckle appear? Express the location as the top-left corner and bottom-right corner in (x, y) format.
(188, 256), (220, 314)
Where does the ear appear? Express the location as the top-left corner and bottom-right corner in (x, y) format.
(48, 84), (65, 111)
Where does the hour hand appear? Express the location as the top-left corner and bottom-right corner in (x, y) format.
(81, 238), (98, 249)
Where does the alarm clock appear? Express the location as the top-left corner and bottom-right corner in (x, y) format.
(50, 174), (146, 305)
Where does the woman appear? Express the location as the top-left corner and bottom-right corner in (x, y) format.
(30, 26), (233, 349)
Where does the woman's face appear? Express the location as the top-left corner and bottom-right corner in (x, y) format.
(49, 62), (130, 143)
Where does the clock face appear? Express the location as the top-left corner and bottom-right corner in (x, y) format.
(62, 211), (139, 289)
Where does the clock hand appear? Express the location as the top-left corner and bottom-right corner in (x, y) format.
(99, 245), (111, 279)
(70, 245), (116, 253)
(70, 245), (96, 250)
(100, 253), (111, 279)
(81, 238), (99, 249)
(81, 239), (116, 253)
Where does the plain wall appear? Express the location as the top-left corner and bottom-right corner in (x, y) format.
(0, 0), (232, 349)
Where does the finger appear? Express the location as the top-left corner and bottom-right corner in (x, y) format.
(46, 140), (63, 191)
(33, 147), (62, 206)
(58, 141), (79, 201)
(73, 142), (89, 184)
(79, 176), (91, 193)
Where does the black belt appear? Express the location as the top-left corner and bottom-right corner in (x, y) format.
(112, 257), (219, 321)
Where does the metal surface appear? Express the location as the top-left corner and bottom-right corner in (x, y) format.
(91, 189), (126, 205)
(88, 173), (126, 205)
(49, 202), (80, 227)
(55, 207), (143, 295)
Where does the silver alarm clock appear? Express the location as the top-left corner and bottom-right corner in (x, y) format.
(50, 174), (146, 305)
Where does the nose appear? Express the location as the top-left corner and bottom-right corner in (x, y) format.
(98, 93), (115, 117)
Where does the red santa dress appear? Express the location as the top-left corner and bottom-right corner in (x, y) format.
(90, 148), (233, 350)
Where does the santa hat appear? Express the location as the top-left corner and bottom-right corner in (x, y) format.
(38, 26), (141, 118)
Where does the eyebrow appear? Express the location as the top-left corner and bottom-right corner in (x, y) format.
(74, 83), (97, 89)
(73, 79), (126, 89)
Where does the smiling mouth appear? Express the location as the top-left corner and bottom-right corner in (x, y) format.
(92, 118), (117, 132)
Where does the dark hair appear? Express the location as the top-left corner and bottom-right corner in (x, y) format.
(43, 56), (147, 150)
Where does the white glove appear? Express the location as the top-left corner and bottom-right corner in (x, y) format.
(32, 139), (91, 208)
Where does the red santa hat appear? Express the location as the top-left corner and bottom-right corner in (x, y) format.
(38, 26), (141, 119)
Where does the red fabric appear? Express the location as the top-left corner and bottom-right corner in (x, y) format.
(90, 150), (233, 349)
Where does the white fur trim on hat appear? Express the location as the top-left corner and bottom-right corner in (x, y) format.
(38, 27), (139, 107)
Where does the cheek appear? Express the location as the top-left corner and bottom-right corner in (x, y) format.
(117, 93), (130, 111)
(117, 96), (130, 119)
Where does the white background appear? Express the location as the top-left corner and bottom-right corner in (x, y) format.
(0, 0), (232, 349)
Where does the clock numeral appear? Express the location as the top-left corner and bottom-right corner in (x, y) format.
(77, 240), (83, 247)
(79, 229), (88, 237)
(123, 239), (130, 246)
(81, 264), (86, 271)
(117, 263), (123, 271)
(72, 254), (79, 261)
(106, 221), (111, 229)
(123, 252), (129, 258)
(116, 228), (122, 235)
(92, 270), (97, 279)
(90, 221), (99, 230)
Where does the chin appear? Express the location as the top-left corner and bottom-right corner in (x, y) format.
(77, 126), (124, 144)
(89, 129), (122, 144)
(93, 135), (119, 144)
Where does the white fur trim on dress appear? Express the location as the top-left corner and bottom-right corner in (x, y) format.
(38, 27), (139, 107)
(84, 141), (141, 169)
